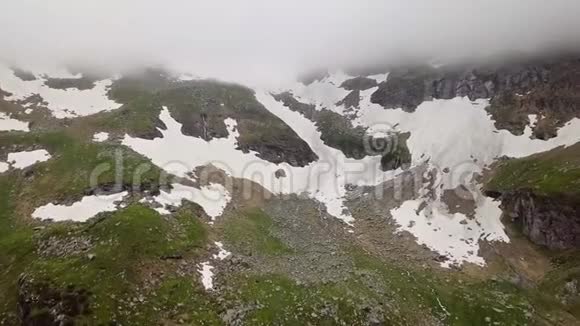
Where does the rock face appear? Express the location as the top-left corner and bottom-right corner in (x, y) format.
(340, 77), (378, 91)
(494, 191), (580, 249)
(159, 83), (320, 167)
(486, 59), (580, 139)
(370, 63), (547, 112)
(371, 66), (438, 112)
(11, 68), (37, 81)
(273, 92), (373, 159)
(44, 77), (97, 90)
(336, 90), (361, 109)
(17, 276), (92, 325)
(108, 70), (319, 167)
(369, 57), (580, 139)
(273, 92), (411, 169)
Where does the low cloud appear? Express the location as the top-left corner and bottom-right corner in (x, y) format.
(1, 0), (579, 85)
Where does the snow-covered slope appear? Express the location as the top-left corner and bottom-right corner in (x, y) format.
(4, 149), (52, 169)
(123, 103), (404, 226)
(0, 65), (121, 118)
(0, 112), (29, 132)
(4, 64), (579, 268)
(32, 192), (128, 222)
(277, 71), (580, 266)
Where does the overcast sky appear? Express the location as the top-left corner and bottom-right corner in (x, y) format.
(1, 0), (579, 85)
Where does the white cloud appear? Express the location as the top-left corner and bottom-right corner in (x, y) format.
(1, 0), (579, 84)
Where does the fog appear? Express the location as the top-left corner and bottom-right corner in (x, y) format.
(1, 0), (580, 85)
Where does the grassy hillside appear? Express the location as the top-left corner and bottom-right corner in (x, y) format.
(485, 142), (580, 198)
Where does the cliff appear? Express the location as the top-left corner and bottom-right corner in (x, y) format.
(485, 142), (580, 249)
(491, 190), (580, 249)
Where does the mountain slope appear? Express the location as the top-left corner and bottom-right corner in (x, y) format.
(0, 57), (580, 325)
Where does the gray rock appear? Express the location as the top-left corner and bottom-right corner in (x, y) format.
(275, 169), (286, 179)
(497, 191), (580, 249)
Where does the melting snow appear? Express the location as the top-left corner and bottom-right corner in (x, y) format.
(278, 71), (580, 266)
(391, 197), (507, 267)
(213, 241), (231, 260)
(198, 261), (215, 290)
(196, 242), (230, 291)
(121, 71), (580, 267)
(0, 65), (121, 118)
(92, 132), (110, 142)
(7, 149), (51, 169)
(350, 85), (580, 267)
(288, 71), (352, 115)
(0, 162), (8, 173)
(124, 106), (399, 225)
(32, 191), (128, 222)
(0, 112), (29, 131)
(196, 241), (232, 291)
(354, 89), (580, 191)
(142, 183), (231, 221)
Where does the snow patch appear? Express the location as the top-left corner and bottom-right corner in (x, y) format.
(143, 183), (231, 221)
(351, 87), (580, 266)
(0, 65), (121, 118)
(124, 105), (399, 225)
(354, 92), (580, 191)
(177, 73), (203, 81)
(32, 192), (128, 222)
(198, 262), (215, 290)
(122, 74), (580, 267)
(0, 112), (29, 132)
(7, 149), (51, 169)
(213, 241), (231, 260)
(92, 132), (110, 142)
(391, 196), (507, 267)
(196, 242), (230, 291)
(0, 162), (8, 173)
(288, 71), (353, 115)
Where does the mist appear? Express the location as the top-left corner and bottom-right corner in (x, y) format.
(1, 0), (580, 85)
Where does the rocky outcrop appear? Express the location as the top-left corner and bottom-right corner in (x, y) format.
(12, 68), (37, 81)
(44, 77), (97, 90)
(486, 59), (580, 139)
(370, 66), (438, 112)
(370, 63), (547, 112)
(337, 90), (361, 109)
(109, 72), (319, 167)
(160, 82), (319, 167)
(379, 132), (412, 171)
(340, 77), (378, 91)
(369, 57), (580, 139)
(491, 190), (580, 249)
(273, 92), (412, 170)
(273, 92), (372, 159)
(17, 276), (92, 325)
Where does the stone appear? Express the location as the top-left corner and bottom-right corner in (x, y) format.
(497, 191), (580, 249)
(274, 169), (286, 179)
